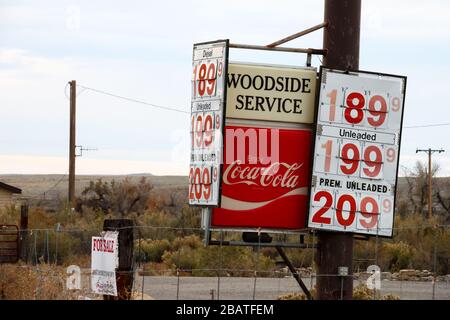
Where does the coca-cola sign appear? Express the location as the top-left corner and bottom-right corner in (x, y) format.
(212, 125), (312, 230)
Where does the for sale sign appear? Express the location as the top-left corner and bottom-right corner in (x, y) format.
(189, 40), (229, 206)
(307, 67), (406, 237)
(91, 231), (119, 296)
(226, 63), (317, 124)
(212, 125), (312, 230)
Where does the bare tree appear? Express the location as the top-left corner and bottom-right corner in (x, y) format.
(402, 161), (440, 216)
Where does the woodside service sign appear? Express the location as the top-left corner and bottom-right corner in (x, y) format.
(226, 63), (317, 124)
(210, 63), (317, 231)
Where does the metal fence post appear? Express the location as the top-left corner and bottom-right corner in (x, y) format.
(432, 229), (438, 300)
(217, 230), (223, 300)
(19, 204), (29, 262)
(141, 267), (145, 300)
(176, 268), (180, 300)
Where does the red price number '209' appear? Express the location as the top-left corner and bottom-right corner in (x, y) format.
(311, 190), (392, 229)
(189, 166), (218, 201)
(192, 61), (222, 98)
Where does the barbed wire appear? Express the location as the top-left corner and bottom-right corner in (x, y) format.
(25, 173), (69, 200)
(3, 223), (450, 234)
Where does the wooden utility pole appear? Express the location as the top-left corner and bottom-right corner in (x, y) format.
(68, 80), (76, 209)
(315, 0), (361, 300)
(19, 204), (29, 261)
(103, 219), (135, 300)
(416, 148), (445, 218)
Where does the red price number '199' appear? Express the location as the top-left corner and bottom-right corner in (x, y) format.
(192, 61), (222, 98)
(189, 166), (218, 201)
(191, 113), (221, 149)
(320, 140), (396, 179)
(311, 190), (392, 229)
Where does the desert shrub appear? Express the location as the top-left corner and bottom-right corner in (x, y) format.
(159, 235), (276, 276)
(0, 263), (79, 300)
(277, 292), (310, 300)
(0, 205), (20, 225)
(172, 234), (202, 250)
(137, 211), (177, 240)
(380, 241), (415, 272)
(283, 247), (314, 268)
(380, 293), (400, 300)
(172, 205), (201, 236)
(78, 177), (153, 217)
(352, 284), (375, 300)
(136, 239), (171, 263)
(162, 245), (203, 271)
(277, 285), (399, 300)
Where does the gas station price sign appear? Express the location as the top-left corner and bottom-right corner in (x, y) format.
(308, 67), (406, 237)
(189, 40), (229, 206)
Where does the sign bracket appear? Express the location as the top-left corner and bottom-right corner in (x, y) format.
(229, 43), (326, 56)
(266, 22), (328, 48)
(275, 246), (313, 300)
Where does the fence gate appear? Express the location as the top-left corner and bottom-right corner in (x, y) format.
(0, 225), (19, 263)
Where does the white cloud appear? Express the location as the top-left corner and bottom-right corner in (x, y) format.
(0, 155), (187, 175)
(1, 0), (450, 176)
(362, 0), (450, 39)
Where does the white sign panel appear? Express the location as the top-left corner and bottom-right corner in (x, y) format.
(91, 231), (119, 296)
(308, 67), (406, 237)
(66, 265), (81, 290)
(189, 40), (229, 206)
(225, 63), (317, 124)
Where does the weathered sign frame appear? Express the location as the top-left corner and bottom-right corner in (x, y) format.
(307, 66), (407, 238)
(189, 39), (230, 207)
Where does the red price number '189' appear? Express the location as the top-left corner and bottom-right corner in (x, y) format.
(189, 166), (218, 201)
(325, 89), (402, 127)
(192, 61), (222, 98)
(311, 190), (392, 229)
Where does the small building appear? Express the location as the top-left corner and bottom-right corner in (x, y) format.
(0, 182), (22, 209)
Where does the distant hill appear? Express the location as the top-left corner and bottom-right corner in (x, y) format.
(0, 174), (187, 200)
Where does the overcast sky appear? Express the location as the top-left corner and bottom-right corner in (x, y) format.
(1, 0), (449, 176)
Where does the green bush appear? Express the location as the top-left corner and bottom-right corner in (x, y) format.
(136, 239), (171, 263)
(162, 246), (204, 271)
(381, 241), (415, 272)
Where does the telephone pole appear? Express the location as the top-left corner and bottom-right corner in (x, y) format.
(416, 148), (445, 218)
(68, 80), (76, 209)
(315, 0), (361, 300)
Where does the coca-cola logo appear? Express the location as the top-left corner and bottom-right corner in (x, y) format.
(223, 160), (303, 189)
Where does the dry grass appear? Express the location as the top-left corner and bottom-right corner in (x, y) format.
(0, 262), (94, 300)
(0, 174), (187, 199)
(277, 285), (400, 300)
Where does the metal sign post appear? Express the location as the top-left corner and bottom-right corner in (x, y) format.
(314, 0), (361, 300)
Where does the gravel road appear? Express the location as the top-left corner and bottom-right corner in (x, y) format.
(140, 276), (450, 300)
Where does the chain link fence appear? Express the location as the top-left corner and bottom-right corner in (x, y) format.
(1, 224), (450, 300)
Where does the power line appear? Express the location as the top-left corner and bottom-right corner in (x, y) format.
(404, 123), (450, 129)
(25, 173), (68, 200)
(76, 84), (189, 114)
(72, 84), (450, 127)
